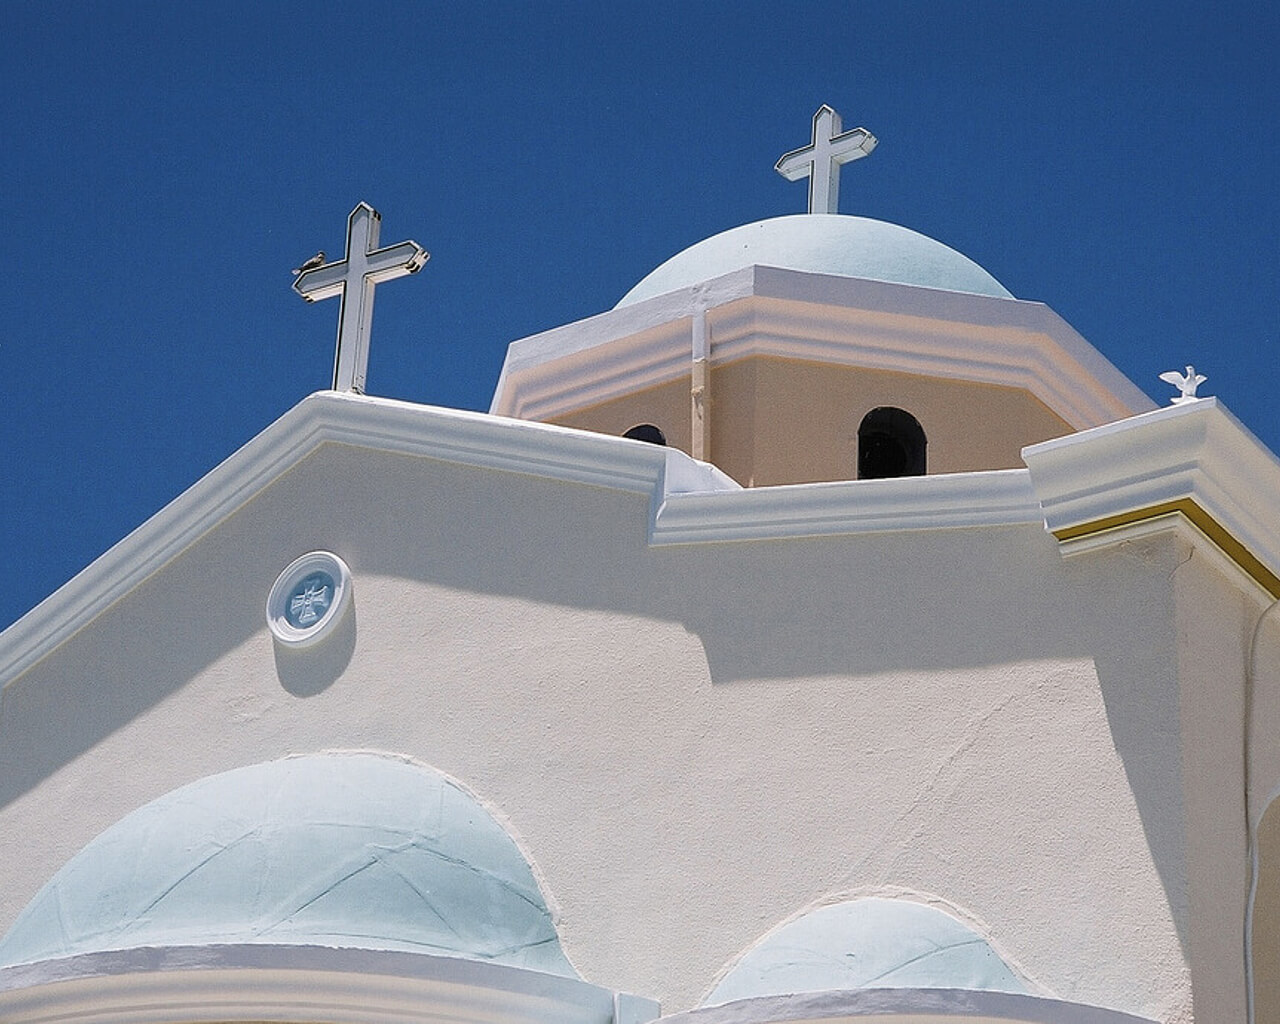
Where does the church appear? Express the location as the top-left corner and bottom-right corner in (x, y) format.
(1, 106), (1277, 1024)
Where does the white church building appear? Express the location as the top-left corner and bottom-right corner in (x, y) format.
(1, 108), (1278, 1024)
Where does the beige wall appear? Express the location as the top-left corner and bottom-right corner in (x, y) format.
(0, 444), (1213, 1019)
(1255, 801), (1280, 1024)
(549, 357), (1075, 486)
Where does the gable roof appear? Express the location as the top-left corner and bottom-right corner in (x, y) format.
(5, 390), (1280, 690)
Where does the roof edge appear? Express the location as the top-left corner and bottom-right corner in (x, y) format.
(1, 389), (1058, 688)
(492, 266), (1154, 429)
(651, 469), (1042, 545)
(1024, 398), (1280, 597)
(0, 392), (737, 687)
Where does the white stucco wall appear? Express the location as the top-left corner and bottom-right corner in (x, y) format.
(1171, 549), (1251, 1023)
(0, 442), (1209, 1019)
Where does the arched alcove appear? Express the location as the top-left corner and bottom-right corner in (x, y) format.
(0, 753), (576, 978)
(858, 407), (927, 479)
(703, 897), (1026, 1007)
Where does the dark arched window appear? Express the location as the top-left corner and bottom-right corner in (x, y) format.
(858, 407), (926, 479)
(622, 423), (667, 446)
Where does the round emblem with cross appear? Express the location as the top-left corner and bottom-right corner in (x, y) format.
(266, 551), (352, 647)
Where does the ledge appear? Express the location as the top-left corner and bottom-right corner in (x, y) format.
(490, 266), (1153, 429)
(651, 469), (1042, 545)
(0, 392), (739, 686)
(1023, 398), (1280, 597)
(0, 391), (1057, 686)
(0, 944), (657, 1024)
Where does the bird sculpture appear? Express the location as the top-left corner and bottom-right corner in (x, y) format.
(1159, 365), (1207, 404)
(292, 251), (326, 276)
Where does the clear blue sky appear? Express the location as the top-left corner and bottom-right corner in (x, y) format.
(2, 2), (1276, 631)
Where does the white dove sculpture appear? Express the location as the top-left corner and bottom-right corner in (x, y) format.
(1159, 365), (1207, 405)
(292, 251), (326, 276)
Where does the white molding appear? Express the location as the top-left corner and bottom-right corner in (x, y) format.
(655, 988), (1157, 1024)
(651, 470), (1042, 546)
(491, 266), (1153, 429)
(14, 390), (1280, 692)
(0, 944), (654, 1024)
(9, 390), (1279, 690)
(1057, 513), (1276, 606)
(1023, 398), (1280, 592)
(0, 392), (1051, 688)
(0, 393), (732, 687)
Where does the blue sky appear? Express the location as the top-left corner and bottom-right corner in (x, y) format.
(1, 2), (1276, 630)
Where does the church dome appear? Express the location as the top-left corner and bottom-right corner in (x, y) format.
(617, 214), (1013, 306)
(703, 898), (1027, 1006)
(0, 754), (575, 976)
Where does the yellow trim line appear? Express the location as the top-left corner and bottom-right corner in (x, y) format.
(1053, 499), (1280, 599)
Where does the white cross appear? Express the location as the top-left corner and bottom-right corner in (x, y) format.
(290, 580), (330, 625)
(775, 105), (877, 214)
(292, 202), (429, 394)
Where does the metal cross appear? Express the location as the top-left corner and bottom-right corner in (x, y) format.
(775, 105), (877, 214)
(292, 202), (429, 394)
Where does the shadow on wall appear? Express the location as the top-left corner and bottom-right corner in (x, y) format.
(0, 445), (1198, 963)
(1253, 797), (1280, 1021)
(273, 601), (356, 697)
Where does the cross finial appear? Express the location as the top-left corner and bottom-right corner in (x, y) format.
(776, 104), (877, 214)
(292, 202), (429, 394)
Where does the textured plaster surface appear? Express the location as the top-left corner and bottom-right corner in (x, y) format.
(1254, 802), (1280, 1023)
(0, 444), (1197, 1019)
(1173, 546), (1251, 1023)
(1253, 606), (1280, 1021)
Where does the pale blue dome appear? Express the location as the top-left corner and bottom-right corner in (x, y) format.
(617, 215), (1012, 306)
(0, 754), (575, 976)
(703, 898), (1027, 1006)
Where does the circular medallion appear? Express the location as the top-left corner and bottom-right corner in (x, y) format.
(266, 551), (352, 647)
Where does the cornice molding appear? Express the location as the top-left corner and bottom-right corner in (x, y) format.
(10, 389), (1278, 692)
(491, 266), (1153, 429)
(1023, 398), (1280, 597)
(0, 393), (737, 686)
(0, 394), (1047, 687)
(0, 944), (653, 1024)
(651, 469), (1042, 546)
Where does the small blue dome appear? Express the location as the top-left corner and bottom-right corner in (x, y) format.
(0, 754), (575, 976)
(617, 215), (1012, 306)
(703, 898), (1027, 1006)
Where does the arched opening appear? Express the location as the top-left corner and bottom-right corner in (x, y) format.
(858, 407), (926, 479)
(623, 423), (667, 446)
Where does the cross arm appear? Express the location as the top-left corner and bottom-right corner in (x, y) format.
(292, 262), (349, 303)
(830, 127), (877, 164)
(775, 147), (816, 180)
(365, 240), (429, 282)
